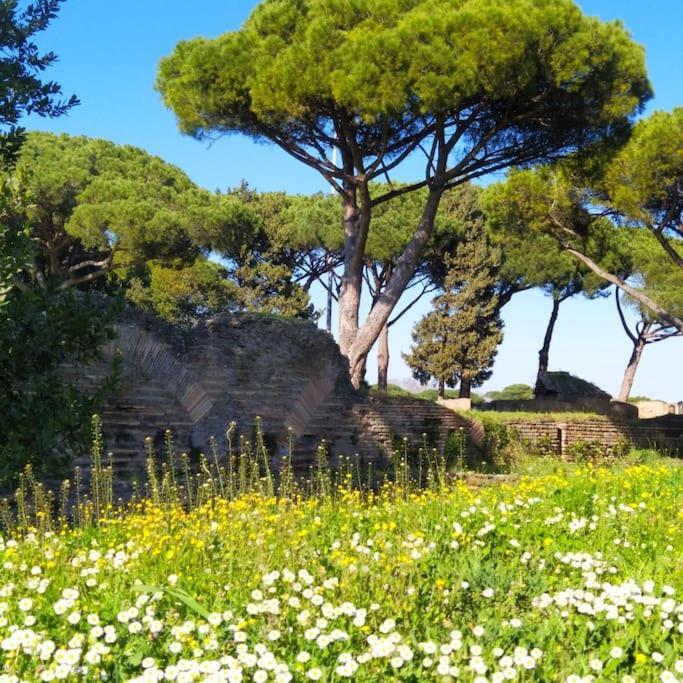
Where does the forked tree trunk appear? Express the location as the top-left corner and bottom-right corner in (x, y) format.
(346, 188), (444, 387)
(617, 322), (652, 402)
(376, 323), (390, 391)
(535, 296), (563, 392)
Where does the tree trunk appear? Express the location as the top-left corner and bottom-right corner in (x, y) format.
(326, 269), (333, 334)
(535, 296), (563, 393)
(564, 246), (683, 334)
(357, 353), (368, 388)
(338, 182), (362, 358)
(347, 188), (444, 385)
(617, 322), (652, 402)
(438, 378), (445, 399)
(459, 376), (472, 399)
(377, 322), (389, 392)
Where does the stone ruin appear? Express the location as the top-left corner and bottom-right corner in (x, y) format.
(490, 371), (639, 419)
(535, 370), (612, 400)
(64, 310), (469, 481)
(62, 311), (683, 485)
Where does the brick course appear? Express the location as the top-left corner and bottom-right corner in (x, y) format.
(486, 416), (683, 457)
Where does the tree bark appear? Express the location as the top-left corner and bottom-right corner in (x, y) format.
(337, 181), (361, 357)
(535, 296), (563, 393)
(563, 246), (683, 334)
(617, 322), (652, 402)
(326, 269), (333, 334)
(438, 378), (445, 399)
(459, 376), (472, 399)
(347, 187), (444, 386)
(377, 322), (390, 392)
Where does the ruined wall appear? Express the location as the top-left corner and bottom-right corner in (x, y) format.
(483, 398), (639, 419)
(68, 311), (468, 480)
(482, 415), (683, 457)
(70, 311), (679, 482)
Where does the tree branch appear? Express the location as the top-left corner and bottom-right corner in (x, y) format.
(562, 245), (683, 334)
(652, 222), (683, 271)
(615, 286), (637, 344)
(388, 281), (436, 327)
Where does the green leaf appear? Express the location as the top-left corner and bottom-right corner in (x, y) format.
(134, 584), (211, 619)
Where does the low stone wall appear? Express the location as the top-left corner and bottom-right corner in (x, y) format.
(290, 394), (474, 470)
(483, 415), (683, 457)
(482, 398), (639, 419)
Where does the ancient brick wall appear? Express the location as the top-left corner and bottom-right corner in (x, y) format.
(68, 311), (468, 481)
(490, 416), (683, 456)
(68, 310), (681, 483)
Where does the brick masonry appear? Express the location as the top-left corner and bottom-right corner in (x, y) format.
(67, 311), (471, 480)
(67, 310), (682, 483)
(474, 415), (683, 457)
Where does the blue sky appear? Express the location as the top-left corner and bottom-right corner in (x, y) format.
(26, 0), (683, 401)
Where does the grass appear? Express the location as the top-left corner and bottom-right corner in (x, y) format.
(0, 418), (682, 681)
(464, 409), (607, 423)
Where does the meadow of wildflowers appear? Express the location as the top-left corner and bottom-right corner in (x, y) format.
(0, 444), (682, 682)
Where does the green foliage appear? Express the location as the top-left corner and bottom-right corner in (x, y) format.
(223, 186), (324, 319)
(158, 0), (649, 154)
(0, 0), (78, 163)
(482, 108), (683, 328)
(465, 409), (605, 424)
(9, 132), (251, 316)
(6, 134), (321, 322)
(415, 388), (458, 401)
(483, 168), (633, 281)
(626, 230), (683, 319)
(234, 257), (316, 319)
(0, 289), (118, 485)
(486, 384), (535, 401)
(443, 427), (469, 470)
(404, 225), (504, 395)
(126, 258), (239, 325)
(469, 412), (520, 472)
(603, 109), (683, 234)
(157, 0), (650, 372)
(369, 384), (413, 398)
(564, 439), (631, 462)
(0, 3), (119, 485)
(0, 218), (28, 305)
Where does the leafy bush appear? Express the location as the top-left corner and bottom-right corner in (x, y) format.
(564, 438), (631, 462)
(485, 383), (534, 401)
(0, 289), (118, 485)
(369, 384), (414, 398)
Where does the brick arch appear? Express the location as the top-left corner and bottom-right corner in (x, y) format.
(99, 317), (346, 460)
(102, 323), (214, 425)
(67, 311), (487, 486)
